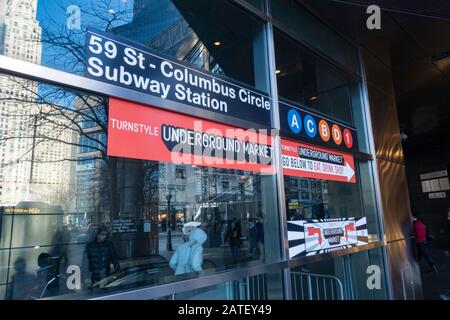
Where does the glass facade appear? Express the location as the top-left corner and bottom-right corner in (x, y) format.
(0, 0), (388, 300)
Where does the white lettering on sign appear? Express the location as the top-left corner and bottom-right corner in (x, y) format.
(110, 119), (159, 136)
(282, 155), (355, 181)
(85, 29), (272, 126)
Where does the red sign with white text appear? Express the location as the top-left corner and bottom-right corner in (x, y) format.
(281, 138), (356, 183)
(107, 98), (275, 174)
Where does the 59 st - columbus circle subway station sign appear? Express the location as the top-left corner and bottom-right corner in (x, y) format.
(85, 28), (271, 127)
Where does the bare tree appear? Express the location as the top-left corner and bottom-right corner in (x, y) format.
(0, 0), (139, 221)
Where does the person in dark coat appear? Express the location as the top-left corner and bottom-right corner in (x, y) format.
(225, 220), (241, 264)
(255, 215), (265, 262)
(83, 226), (120, 285)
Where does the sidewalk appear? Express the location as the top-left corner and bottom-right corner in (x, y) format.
(419, 248), (450, 300)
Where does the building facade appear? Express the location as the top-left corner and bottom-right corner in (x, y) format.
(0, 0), (421, 300)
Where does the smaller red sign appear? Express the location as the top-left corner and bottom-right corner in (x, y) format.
(281, 138), (356, 183)
(107, 98), (275, 174)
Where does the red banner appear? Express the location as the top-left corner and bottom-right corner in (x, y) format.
(281, 138), (356, 183)
(107, 98), (275, 174)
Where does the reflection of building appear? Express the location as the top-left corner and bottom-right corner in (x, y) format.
(73, 101), (107, 220)
(0, 0), (74, 209)
(114, 0), (221, 72)
(0, 0), (41, 205)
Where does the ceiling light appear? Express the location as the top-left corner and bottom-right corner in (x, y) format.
(309, 96), (317, 101)
(276, 70), (281, 74)
(213, 41), (221, 46)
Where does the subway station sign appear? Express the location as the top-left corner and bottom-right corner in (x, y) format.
(287, 218), (368, 258)
(107, 98), (274, 174)
(85, 28), (272, 127)
(279, 101), (358, 153)
(281, 139), (356, 183)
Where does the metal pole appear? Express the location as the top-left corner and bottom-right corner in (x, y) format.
(166, 193), (172, 251)
(265, 0), (292, 300)
(307, 275), (313, 300)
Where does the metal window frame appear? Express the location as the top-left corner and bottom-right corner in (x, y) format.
(357, 46), (393, 299)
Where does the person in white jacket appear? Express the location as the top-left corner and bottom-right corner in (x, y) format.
(169, 227), (207, 275)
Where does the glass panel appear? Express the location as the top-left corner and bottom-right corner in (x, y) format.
(159, 271), (283, 300)
(348, 248), (389, 300)
(242, 0), (265, 11)
(0, 72), (281, 299)
(0, 284), (5, 300)
(349, 84), (370, 153)
(274, 29), (356, 126)
(271, 0), (360, 75)
(284, 160), (381, 244)
(291, 248), (388, 300)
(0, 0), (269, 92)
(291, 258), (346, 300)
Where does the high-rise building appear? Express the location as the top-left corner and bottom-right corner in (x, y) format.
(0, 0), (74, 209)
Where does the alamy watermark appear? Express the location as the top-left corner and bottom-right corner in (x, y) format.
(366, 5), (381, 30)
(66, 5), (81, 30)
(366, 265), (381, 290)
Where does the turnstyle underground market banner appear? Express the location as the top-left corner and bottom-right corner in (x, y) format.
(107, 98), (274, 173)
(281, 138), (356, 183)
(287, 218), (368, 258)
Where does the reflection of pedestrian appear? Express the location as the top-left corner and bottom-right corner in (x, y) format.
(247, 219), (257, 259)
(256, 215), (265, 262)
(225, 220), (241, 264)
(34, 252), (59, 298)
(413, 216), (438, 273)
(83, 226), (120, 284)
(6, 258), (36, 300)
(169, 227), (207, 275)
(50, 224), (71, 268)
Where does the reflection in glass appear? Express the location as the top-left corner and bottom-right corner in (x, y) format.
(0, 0), (270, 92)
(274, 29), (357, 125)
(0, 70), (278, 299)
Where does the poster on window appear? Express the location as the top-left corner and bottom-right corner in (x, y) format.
(107, 97), (275, 174)
(287, 217), (368, 258)
(281, 138), (356, 183)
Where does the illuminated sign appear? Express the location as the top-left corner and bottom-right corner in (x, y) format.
(287, 217), (368, 258)
(107, 98), (274, 174)
(4, 207), (41, 214)
(281, 139), (356, 183)
(280, 101), (358, 153)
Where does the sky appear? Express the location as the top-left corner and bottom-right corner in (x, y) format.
(36, 0), (134, 72)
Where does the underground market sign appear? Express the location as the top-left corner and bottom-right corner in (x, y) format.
(107, 97), (274, 174)
(281, 138), (356, 183)
(279, 101), (358, 153)
(85, 28), (271, 127)
(287, 218), (368, 258)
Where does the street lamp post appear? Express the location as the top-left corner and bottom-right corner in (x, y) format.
(165, 191), (173, 251)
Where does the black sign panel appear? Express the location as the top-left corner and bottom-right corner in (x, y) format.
(279, 101), (359, 153)
(85, 28), (271, 127)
